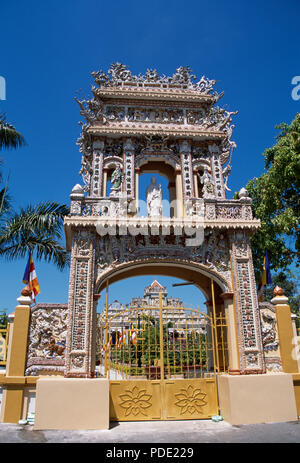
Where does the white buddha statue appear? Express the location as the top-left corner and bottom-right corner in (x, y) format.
(146, 177), (163, 217)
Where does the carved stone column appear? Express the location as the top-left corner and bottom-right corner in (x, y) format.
(91, 140), (104, 197)
(134, 167), (140, 216)
(193, 170), (199, 198)
(123, 138), (135, 199)
(229, 230), (265, 374)
(179, 140), (194, 200)
(168, 181), (176, 218)
(175, 169), (183, 218)
(65, 229), (96, 377)
(103, 167), (108, 197)
(208, 143), (225, 199)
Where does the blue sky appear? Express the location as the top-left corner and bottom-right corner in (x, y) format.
(0, 0), (299, 313)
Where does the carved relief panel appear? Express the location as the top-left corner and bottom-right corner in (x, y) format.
(259, 302), (282, 373)
(25, 304), (68, 376)
(65, 230), (95, 377)
(230, 231), (265, 373)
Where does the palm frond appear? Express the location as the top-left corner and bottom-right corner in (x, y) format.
(0, 113), (26, 150)
(0, 234), (70, 270)
(0, 201), (69, 240)
(0, 187), (11, 218)
(0, 200), (70, 270)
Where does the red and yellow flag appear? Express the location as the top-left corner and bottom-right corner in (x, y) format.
(22, 253), (40, 301)
(130, 327), (137, 346)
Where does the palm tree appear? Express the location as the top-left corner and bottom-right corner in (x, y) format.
(0, 112), (25, 214)
(0, 202), (70, 270)
(0, 113), (26, 151)
(0, 115), (70, 270)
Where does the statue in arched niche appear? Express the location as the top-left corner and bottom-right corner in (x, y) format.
(146, 177), (163, 217)
(199, 166), (214, 198)
(110, 164), (123, 197)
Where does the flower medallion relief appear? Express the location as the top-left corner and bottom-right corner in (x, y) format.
(119, 386), (152, 417)
(174, 385), (207, 415)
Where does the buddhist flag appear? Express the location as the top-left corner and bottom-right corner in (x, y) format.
(124, 330), (129, 346)
(118, 332), (124, 348)
(130, 327), (137, 346)
(22, 253), (40, 301)
(257, 251), (272, 302)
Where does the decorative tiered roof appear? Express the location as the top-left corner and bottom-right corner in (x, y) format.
(75, 63), (237, 177)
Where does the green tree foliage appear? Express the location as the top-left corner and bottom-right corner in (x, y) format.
(109, 314), (207, 376)
(0, 202), (70, 270)
(0, 115), (69, 269)
(0, 311), (8, 329)
(246, 113), (300, 281)
(263, 271), (300, 315)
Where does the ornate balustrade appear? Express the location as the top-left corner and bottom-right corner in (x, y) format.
(70, 196), (128, 218)
(70, 195), (256, 223)
(186, 198), (253, 221)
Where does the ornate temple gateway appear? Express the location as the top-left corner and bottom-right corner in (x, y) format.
(1, 64), (299, 429)
(64, 63), (263, 381)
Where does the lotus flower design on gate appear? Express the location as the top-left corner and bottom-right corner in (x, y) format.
(174, 385), (207, 415)
(119, 386), (152, 416)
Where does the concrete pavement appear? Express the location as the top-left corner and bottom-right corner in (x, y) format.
(0, 419), (300, 443)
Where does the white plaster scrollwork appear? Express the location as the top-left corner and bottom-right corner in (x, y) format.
(70, 201), (82, 216)
(244, 351), (259, 368)
(71, 354), (85, 369)
(91, 63), (220, 96)
(234, 232), (249, 258)
(25, 304), (68, 376)
(94, 230), (231, 290)
(205, 204), (216, 220)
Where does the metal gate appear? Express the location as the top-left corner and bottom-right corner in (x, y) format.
(99, 289), (228, 421)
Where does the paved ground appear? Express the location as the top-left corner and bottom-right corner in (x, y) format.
(0, 419), (300, 443)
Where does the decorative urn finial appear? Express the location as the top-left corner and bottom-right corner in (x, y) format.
(21, 285), (32, 297)
(17, 285), (34, 306)
(71, 184), (84, 195)
(271, 285), (288, 306)
(273, 285), (285, 297)
(238, 187), (248, 199)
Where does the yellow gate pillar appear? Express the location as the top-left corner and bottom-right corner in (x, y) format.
(271, 286), (299, 373)
(1, 288), (33, 423)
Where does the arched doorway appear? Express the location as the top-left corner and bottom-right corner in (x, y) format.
(94, 261), (230, 421)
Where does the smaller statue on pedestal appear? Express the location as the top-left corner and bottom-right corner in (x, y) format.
(110, 164), (123, 197)
(200, 167), (214, 198)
